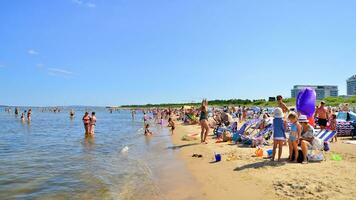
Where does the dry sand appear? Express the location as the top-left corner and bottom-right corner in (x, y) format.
(170, 123), (356, 200)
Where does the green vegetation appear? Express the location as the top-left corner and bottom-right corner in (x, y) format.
(121, 96), (356, 109)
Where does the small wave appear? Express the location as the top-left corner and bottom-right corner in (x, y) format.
(121, 146), (129, 153)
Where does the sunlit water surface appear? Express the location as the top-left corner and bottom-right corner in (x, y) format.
(0, 108), (196, 200)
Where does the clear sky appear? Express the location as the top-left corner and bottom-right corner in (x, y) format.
(0, 0), (355, 106)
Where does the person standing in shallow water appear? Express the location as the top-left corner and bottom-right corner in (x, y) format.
(82, 112), (90, 135)
(89, 112), (96, 135)
(27, 109), (32, 121)
(70, 109), (75, 119)
(15, 107), (19, 116)
(199, 99), (210, 144)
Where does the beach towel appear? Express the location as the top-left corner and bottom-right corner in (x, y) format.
(344, 140), (356, 145)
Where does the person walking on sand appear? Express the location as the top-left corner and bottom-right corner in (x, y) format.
(315, 101), (328, 130)
(82, 112), (91, 135)
(89, 112), (96, 135)
(271, 108), (286, 162)
(199, 99), (209, 144)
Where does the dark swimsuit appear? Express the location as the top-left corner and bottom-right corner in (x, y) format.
(200, 110), (207, 121)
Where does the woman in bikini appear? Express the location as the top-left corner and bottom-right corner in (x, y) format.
(200, 99), (210, 144)
(82, 112), (91, 135)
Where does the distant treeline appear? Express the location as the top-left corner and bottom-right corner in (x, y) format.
(121, 96), (356, 109)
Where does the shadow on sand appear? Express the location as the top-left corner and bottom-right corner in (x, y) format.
(234, 159), (287, 171)
(167, 143), (200, 150)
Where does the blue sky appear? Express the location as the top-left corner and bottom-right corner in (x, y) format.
(0, 0), (355, 106)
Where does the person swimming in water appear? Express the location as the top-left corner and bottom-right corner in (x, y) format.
(89, 112), (96, 135)
(82, 112), (91, 135)
(20, 113), (25, 121)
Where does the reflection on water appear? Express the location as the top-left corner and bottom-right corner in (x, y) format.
(83, 135), (96, 151)
(0, 108), (191, 200)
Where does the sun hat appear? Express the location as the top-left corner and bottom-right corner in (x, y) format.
(298, 115), (309, 123)
(274, 107), (284, 118)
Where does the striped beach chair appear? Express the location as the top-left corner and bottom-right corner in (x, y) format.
(314, 129), (337, 143)
(232, 118), (261, 143)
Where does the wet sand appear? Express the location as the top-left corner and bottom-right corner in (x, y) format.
(170, 123), (356, 200)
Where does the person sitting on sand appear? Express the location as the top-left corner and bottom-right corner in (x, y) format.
(298, 115), (314, 164)
(89, 112), (96, 135)
(144, 124), (153, 136)
(82, 112), (91, 135)
(199, 99), (209, 144)
(168, 117), (175, 135)
(271, 108), (286, 162)
(287, 112), (302, 162)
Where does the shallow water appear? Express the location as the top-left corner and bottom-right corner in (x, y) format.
(0, 108), (197, 200)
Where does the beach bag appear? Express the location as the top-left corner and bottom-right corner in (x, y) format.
(308, 153), (324, 162)
(312, 138), (324, 150)
(291, 149), (304, 163)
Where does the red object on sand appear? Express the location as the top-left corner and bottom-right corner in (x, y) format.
(308, 117), (315, 127)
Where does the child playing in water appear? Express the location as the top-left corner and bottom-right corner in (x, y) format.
(272, 108), (286, 162)
(330, 114), (337, 142)
(144, 124), (153, 136)
(168, 117), (175, 135)
(288, 112), (302, 162)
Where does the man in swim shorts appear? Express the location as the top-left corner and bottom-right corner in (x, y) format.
(315, 101), (328, 129)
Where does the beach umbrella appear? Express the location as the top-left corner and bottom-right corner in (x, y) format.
(296, 87), (316, 118)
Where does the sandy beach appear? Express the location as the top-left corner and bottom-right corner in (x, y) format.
(170, 123), (356, 200)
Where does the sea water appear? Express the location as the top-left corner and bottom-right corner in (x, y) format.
(0, 107), (197, 200)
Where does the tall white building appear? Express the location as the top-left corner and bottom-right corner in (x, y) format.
(291, 85), (338, 100)
(347, 75), (356, 96)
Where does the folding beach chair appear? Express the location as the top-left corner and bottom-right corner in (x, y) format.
(306, 129), (337, 162)
(250, 124), (273, 147)
(213, 122), (238, 137)
(232, 118), (261, 143)
(314, 129), (337, 143)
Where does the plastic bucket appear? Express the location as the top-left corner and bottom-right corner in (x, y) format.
(215, 153), (221, 162)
